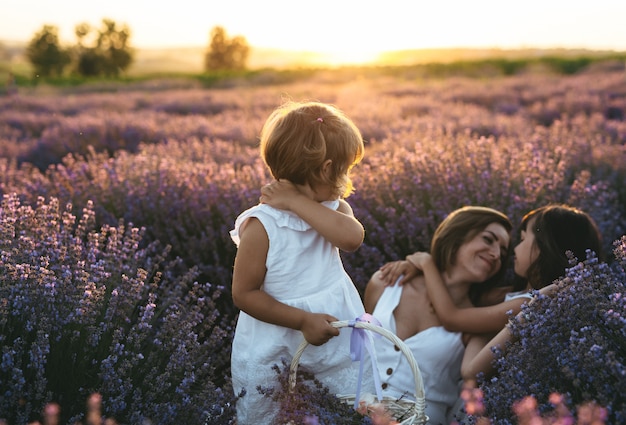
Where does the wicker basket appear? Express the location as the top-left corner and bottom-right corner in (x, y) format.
(289, 320), (428, 425)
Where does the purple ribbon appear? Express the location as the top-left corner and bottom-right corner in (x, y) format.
(349, 313), (384, 409)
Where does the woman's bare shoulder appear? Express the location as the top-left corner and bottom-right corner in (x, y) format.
(364, 270), (386, 313)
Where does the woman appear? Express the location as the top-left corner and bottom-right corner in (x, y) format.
(364, 206), (513, 425)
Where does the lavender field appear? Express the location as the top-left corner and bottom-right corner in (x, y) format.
(1, 68), (625, 424)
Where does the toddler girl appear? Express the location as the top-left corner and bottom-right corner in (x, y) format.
(230, 101), (372, 424)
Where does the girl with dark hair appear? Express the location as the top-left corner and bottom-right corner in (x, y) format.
(460, 204), (603, 382)
(516, 204), (603, 290)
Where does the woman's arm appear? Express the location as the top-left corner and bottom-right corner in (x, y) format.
(260, 180), (364, 252)
(406, 252), (527, 334)
(231, 217), (340, 345)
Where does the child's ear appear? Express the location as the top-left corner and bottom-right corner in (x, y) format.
(321, 159), (333, 177)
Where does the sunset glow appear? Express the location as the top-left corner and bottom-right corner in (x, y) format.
(2, 0), (625, 67)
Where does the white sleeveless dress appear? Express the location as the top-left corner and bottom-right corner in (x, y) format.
(372, 284), (465, 425)
(230, 201), (374, 425)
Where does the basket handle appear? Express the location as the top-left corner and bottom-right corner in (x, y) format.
(289, 319), (426, 407)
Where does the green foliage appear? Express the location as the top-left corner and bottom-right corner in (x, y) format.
(23, 19), (134, 81)
(540, 56), (594, 75)
(204, 26), (250, 72)
(25, 25), (71, 78)
(73, 19), (134, 77)
(402, 54), (626, 78)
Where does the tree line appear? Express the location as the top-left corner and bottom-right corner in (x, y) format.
(25, 20), (250, 78)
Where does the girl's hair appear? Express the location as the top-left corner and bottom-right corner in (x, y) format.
(260, 101), (364, 198)
(430, 206), (513, 305)
(521, 204), (602, 289)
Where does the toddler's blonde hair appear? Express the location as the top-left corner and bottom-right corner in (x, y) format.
(260, 101), (364, 198)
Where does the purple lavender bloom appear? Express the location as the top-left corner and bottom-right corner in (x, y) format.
(480, 241), (626, 424)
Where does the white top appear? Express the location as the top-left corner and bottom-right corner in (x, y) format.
(230, 201), (373, 425)
(504, 289), (534, 301)
(372, 284), (465, 425)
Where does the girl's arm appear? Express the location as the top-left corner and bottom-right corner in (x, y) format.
(406, 252), (527, 334)
(461, 325), (512, 382)
(461, 286), (557, 382)
(231, 217), (340, 345)
(260, 180), (364, 252)
(461, 333), (493, 383)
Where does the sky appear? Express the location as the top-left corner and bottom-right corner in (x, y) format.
(2, 0), (626, 59)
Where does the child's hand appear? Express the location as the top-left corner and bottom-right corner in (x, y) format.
(378, 260), (419, 286)
(300, 312), (340, 346)
(405, 252), (433, 272)
(260, 180), (305, 210)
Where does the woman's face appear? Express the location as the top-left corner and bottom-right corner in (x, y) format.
(514, 217), (540, 278)
(454, 222), (510, 283)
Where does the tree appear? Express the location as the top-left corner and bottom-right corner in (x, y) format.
(204, 26), (250, 71)
(74, 18), (134, 77)
(25, 25), (71, 77)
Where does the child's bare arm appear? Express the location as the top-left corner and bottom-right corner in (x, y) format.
(260, 180), (364, 252)
(407, 252), (527, 334)
(462, 325), (512, 382)
(231, 217), (340, 345)
(461, 333), (493, 380)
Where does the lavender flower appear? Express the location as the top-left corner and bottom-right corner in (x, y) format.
(479, 240), (626, 424)
(1, 69), (625, 422)
(0, 194), (237, 424)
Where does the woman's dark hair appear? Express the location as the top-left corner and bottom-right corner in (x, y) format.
(521, 204), (603, 289)
(430, 206), (513, 305)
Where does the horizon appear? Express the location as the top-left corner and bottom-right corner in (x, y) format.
(2, 0), (626, 67)
(3, 40), (624, 73)
(4, 41), (623, 73)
